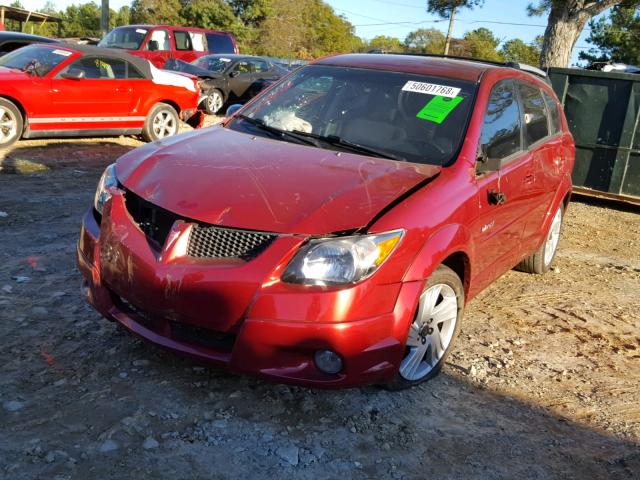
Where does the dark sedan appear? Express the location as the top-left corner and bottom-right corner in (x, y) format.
(0, 31), (58, 56)
(166, 54), (287, 114)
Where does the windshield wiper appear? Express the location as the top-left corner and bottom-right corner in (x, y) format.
(290, 130), (406, 161)
(235, 114), (317, 146)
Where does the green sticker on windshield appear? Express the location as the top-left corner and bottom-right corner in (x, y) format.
(416, 95), (463, 124)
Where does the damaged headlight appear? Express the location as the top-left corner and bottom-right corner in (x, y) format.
(282, 230), (404, 285)
(94, 163), (118, 215)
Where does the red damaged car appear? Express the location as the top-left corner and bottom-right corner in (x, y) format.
(0, 43), (202, 147)
(78, 54), (574, 388)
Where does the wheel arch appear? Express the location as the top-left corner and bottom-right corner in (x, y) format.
(403, 224), (473, 300)
(155, 99), (181, 114)
(0, 94), (26, 121)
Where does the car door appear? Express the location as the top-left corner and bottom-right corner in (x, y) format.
(227, 60), (254, 100)
(472, 79), (536, 287)
(517, 81), (555, 246)
(50, 56), (134, 118)
(141, 28), (171, 69)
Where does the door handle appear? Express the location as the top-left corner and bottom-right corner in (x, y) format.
(524, 172), (535, 184)
(488, 190), (507, 205)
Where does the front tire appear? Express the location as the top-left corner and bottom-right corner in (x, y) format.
(516, 204), (564, 274)
(203, 89), (224, 115)
(388, 264), (464, 390)
(0, 98), (23, 148)
(142, 103), (179, 142)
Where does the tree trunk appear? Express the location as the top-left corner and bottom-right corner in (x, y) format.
(444, 6), (456, 55)
(540, 1), (625, 69)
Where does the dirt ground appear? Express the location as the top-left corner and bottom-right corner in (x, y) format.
(1, 124), (639, 480)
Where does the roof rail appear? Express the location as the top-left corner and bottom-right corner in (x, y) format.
(368, 52), (549, 80)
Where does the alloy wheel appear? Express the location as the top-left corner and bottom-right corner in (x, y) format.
(0, 106), (18, 144)
(399, 283), (458, 381)
(152, 109), (177, 139)
(544, 207), (562, 266)
(207, 92), (223, 114)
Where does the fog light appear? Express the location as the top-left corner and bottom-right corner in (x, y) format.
(314, 350), (343, 375)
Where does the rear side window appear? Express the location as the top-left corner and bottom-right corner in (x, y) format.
(543, 91), (562, 135)
(480, 80), (522, 161)
(189, 32), (206, 51)
(206, 33), (235, 53)
(519, 82), (549, 146)
(174, 31), (192, 51)
(251, 60), (269, 73)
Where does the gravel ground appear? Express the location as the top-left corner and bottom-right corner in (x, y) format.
(1, 125), (639, 480)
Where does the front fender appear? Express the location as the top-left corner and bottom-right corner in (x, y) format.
(403, 223), (473, 291)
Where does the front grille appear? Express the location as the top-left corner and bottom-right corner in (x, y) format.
(125, 189), (180, 248)
(169, 321), (236, 352)
(188, 225), (277, 260)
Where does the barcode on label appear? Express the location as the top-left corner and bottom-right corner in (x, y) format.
(401, 81), (461, 98)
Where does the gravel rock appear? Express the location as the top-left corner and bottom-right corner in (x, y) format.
(142, 437), (159, 450)
(276, 445), (299, 466)
(4, 400), (25, 412)
(132, 359), (150, 367)
(99, 440), (119, 453)
(2, 284), (13, 293)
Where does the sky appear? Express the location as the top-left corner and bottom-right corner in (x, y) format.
(18, 0), (607, 65)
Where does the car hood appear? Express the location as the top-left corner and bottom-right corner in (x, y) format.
(116, 126), (441, 235)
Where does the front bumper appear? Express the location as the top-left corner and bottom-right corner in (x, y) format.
(77, 202), (422, 388)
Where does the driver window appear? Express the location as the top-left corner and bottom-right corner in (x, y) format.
(146, 29), (169, 51)
(479, 80), (522, 165)
(234, 61), (250, 74)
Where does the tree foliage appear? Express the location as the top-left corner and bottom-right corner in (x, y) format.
(404, 28), (446, 53)
(580, 4), (640, 65)
(426, 0), (484, 18)
(500, 36), (543, 65)
(458, 27), (503, 61)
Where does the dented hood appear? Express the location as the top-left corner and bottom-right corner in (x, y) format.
(116, 127), (440, 234)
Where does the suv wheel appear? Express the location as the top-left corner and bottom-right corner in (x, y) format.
(388, 264), (464, 389)
(142, 103), (179, 142)
(0, 98), (23, 148)
(517, 204), (564, 274)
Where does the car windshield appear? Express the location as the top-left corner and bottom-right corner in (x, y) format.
(227, 64), (476, 166)
(98, 27), (148, 50)
(0, 44), (72, 77)
(191, 56), (232, 73)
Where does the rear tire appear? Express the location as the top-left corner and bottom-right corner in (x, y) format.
(0, 98), (23, 148)
(142, 103), (179, 142)
(516, 204), (564, 274)
(387, 264), (464, 390)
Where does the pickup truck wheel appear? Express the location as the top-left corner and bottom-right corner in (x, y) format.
(142, 103), (179, 142)
(204, 90), (224, 115)
(388, 264), (464, 390)
(0, 98), (22, 148)
(517, 204), (564, 274)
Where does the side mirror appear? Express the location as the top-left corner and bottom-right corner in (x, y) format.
(225, 104), (243, 117)
(148, 40), (159, 51)
(475, 143), (500, 174)
(229, 70), (240, 78)
(61, 68), (85, 80)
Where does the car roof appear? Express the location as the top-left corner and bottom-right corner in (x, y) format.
(200, 54), (264, 61)
(0, 31), (58, 43)
(314, 53), (510, 83)
(42, 43), (153, 78)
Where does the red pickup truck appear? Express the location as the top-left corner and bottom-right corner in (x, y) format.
(97, 25), (238, 68)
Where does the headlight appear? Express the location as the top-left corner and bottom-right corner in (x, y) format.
(282, 230), (403, 285)
(94, 163), (118, 215)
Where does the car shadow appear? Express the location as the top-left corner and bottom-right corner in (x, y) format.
(0, 139), (141, 174)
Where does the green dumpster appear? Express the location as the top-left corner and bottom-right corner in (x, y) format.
(549, 67), (640, 205)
